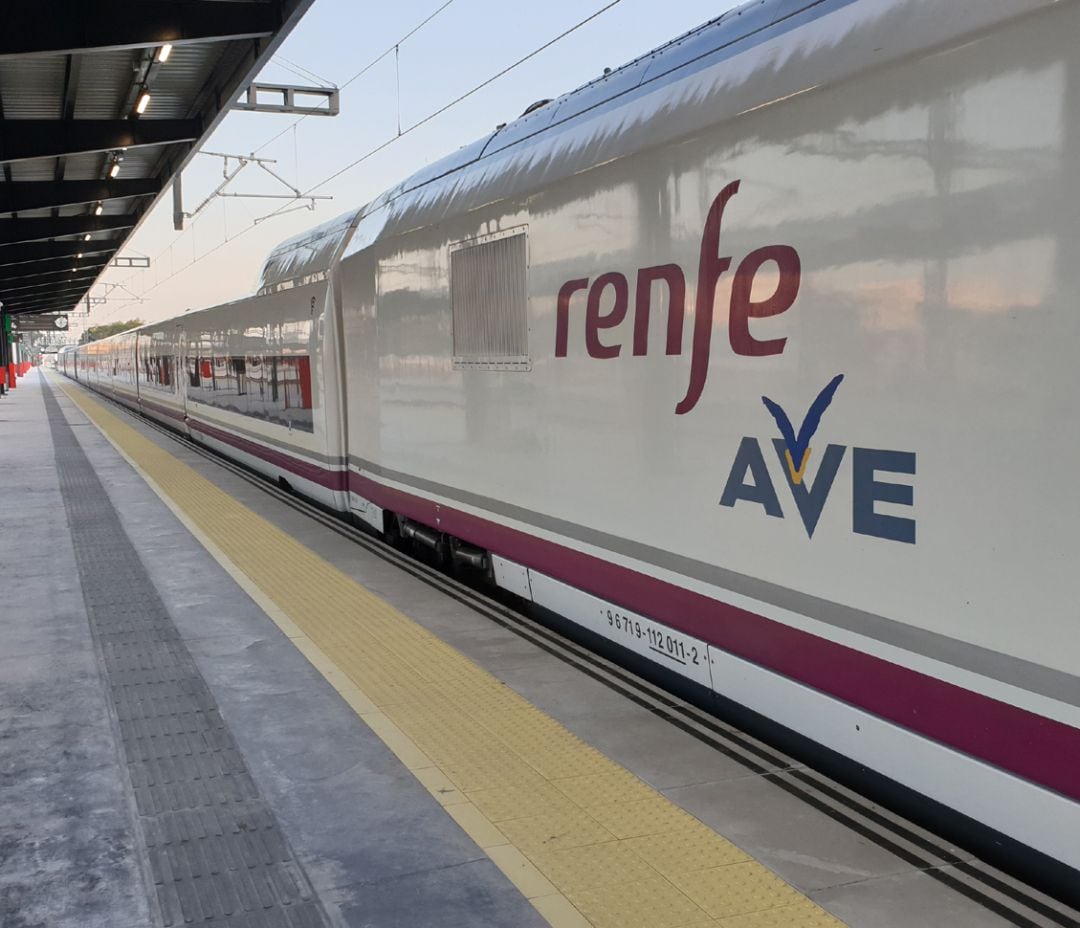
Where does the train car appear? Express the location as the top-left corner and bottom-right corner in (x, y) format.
(74, 329), (137, 406)
(178, 209), (359, 510)
(134, 320), (188, 431)
(72, 322), (187, 428)
(337, 0), (1080, 877)
(79, 335), (105, 391)
(57, 345), (76, 379)
(69, 213), (358, 506)
(106, 332), (139, 410)
(63, 0), (1079, 887)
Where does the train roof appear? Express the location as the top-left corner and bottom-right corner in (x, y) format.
(341, 0), (860, 258)
(256, 206), (364, 295)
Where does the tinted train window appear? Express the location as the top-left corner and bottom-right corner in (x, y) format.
(450, 229), (530, 371)
(141, 354), (175, 392)
(187, 354), (314, 433)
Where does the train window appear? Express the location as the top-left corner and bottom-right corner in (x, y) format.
(141, 354), (175, 392)
(450, 229), (530, 371)
(185, 352), (314, 433)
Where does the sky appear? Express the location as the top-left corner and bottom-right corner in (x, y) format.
(72, 0), (743, 337)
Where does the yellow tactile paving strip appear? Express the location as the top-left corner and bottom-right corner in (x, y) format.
(56, 376), (846, 928)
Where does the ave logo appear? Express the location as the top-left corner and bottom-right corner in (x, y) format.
(719, 375), (917, 544)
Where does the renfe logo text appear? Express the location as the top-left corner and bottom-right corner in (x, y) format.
(553, 179), (801, 414)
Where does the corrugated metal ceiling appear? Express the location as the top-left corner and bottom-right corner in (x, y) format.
(0, 0), (317, 320)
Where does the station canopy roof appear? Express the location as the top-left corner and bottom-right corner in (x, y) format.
(0, 0), (315, 318)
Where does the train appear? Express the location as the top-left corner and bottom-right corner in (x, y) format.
(61, 0), (1080, 889)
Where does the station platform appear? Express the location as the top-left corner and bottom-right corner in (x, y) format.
(2, 366), (1077, 928)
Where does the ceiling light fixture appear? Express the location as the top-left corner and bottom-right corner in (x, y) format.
(109, 161), (120, 178)
(158, 44), (173, 63)
(135, 90), (151, 115)
(94, 202), (104, 216)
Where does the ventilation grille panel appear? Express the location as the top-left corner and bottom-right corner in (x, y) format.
(450, 230), (530, 371)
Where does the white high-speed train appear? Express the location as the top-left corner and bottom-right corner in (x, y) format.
(62, 0), (1080, 891)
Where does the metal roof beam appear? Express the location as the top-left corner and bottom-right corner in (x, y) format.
(0, 257), (109, 280)
(0, 274), (105, 306)
(0, 242), (117, 268)
(52, 54), (84, 217)
(1, 271), (102, 296)
(0, 119), (201, 165)
(0, 215), (134, 245)
(3, 282), (96, 302)
(2, 287), (96, 312)
(4, 282), (87, 300)
(0, 261), (108, 287)
(0, 179), (161, 213)
(4, 278), (96, 300)
(0, 1), (280, 59)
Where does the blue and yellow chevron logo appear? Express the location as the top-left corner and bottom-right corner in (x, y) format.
(721, 372), (914, 543)
(761, 374), (845, 485)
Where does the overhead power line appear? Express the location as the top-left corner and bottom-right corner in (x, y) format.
(100, 0), (626, 315)
(253, 0), (460, 156)
(272, 54), (336, 88)
(266, 0), (627, 207)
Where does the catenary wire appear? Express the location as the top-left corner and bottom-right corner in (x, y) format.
(252, 0), (460, 157)
(272, 54), (337, 88)
(265, 0), (625, 200)
(95, 0), (627, 318)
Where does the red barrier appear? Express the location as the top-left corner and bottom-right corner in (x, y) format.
(7, 364), (16, 388)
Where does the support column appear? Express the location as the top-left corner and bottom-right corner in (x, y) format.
(1, 314), (12, 393)
(0, 314), (8, 396)
(9, 335), (19, 387)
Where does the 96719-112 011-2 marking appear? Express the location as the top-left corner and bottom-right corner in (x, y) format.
(506, 570), (718, 688)
(605, 609), (703, 668)
(498, 566), (716, 689)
